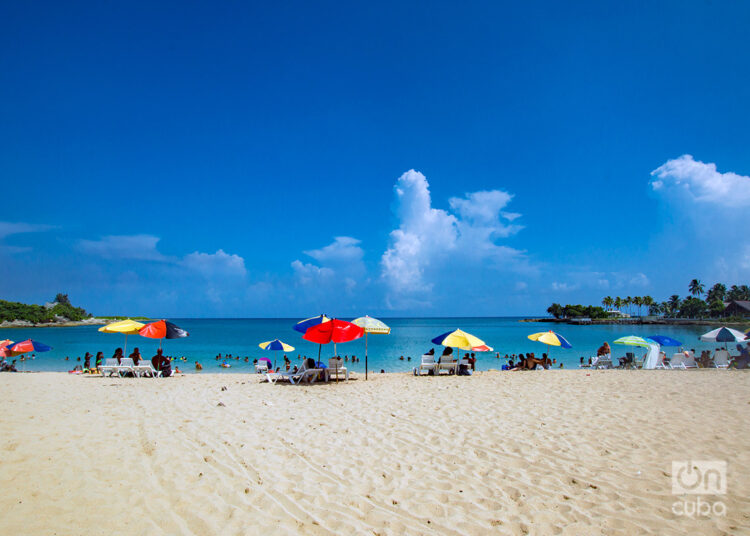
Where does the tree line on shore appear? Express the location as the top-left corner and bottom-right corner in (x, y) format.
(0, 293), (91, 323)
(547, 280), (750, 320)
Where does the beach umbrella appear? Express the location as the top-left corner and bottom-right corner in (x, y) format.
(6, 339), (52, 372)
(352, 315), (391, 381)
(432, 329), (487, 368)
(293, 314), (331, 334)
(293, 314), (332, 366)
(699, 326), (748, 349)
(432, 329), (486, 349)
(647, 335), (682, 347)
(303, 319), (364, 377)
(98, 319), (146, 355)
(139, 320), (190, 350)
(528, 330), (571, 362)
(0, 340), (13, 358)
(259, 339), (295, 370)
(613, 335), (651, 348)
(469, 345), (494, 352)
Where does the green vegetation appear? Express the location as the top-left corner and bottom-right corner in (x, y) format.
(547, 280), (750, 320)
(97, 316), (151, 321)
(0, 294), (91, 323)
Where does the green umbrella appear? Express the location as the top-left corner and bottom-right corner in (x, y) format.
(613, 335), (652, 348)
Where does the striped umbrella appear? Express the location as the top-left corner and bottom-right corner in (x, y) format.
(613, 335), (651, 348)
(5, 339), (52, 372)
(528, 330), (572, 361)
(139, 320), (189, 350)
(259, 339), (295, 370)
(700, 326), (748, 349)
(352, 316), (391, 381)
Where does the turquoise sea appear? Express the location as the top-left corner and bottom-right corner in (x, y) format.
(0, 317), (723, 373)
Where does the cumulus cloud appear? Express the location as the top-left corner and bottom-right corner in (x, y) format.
(181, 249), (246, 278)
(304, 236), (363, 264)
(651, 154), (750, 207)
(380, 169), (529, 307)
(77, 235), (173, 262)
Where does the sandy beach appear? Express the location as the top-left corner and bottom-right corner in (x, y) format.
(0, 370), (748, 535)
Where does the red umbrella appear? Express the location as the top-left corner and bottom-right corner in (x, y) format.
(303, 319), (364, 344)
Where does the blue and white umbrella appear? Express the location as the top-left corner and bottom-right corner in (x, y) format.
(699, 326), (748, 349)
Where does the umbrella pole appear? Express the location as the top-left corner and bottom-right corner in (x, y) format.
(124, 334), (128, 357)
(365, 331), (368, 381)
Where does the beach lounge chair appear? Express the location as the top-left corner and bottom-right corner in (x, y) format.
(328, 358), (348, 381)
(670, 353), (686, 370)
(266, 363), (325, 385)
(117, 358), (136, 376)
(436, 355), (458, 375)
(414, 354), (437, 376)
(255, 361), (269, 374)
(713, 349), (730, 368)
(655, 353), (671, 370)
(100, 358), (120, 377)
(682, 353), (698, 369)
(133, 360), (161, 377)
(592, 355), (612, 369)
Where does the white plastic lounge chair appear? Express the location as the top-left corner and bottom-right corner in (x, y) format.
(437, 355), (458, 375)
(100, 358), (120, 377)
(414, 354), (437, 376)
(670, 353), (686, 370)
(655, 353), (671, 370)
(713, 350), (730, 368)
(133, 360), (161, 377)
(592, 355), (612, 369)
(255, 361), (269, 374)
(328, 358), (348, 381)
(266, 363), (324, 385)
(682, 353), (698, 369)
(117, 358), (136, 376)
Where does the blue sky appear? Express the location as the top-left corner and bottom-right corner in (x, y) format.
(2, 1), (750, 317)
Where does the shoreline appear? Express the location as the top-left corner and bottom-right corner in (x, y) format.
(521, 317), (750, 327)
(0, 318), (108, 329)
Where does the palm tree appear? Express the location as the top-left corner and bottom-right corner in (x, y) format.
(668, 294), (681, 317)
(643, 295), (655, 315)
(688, 279), (705, 298)
(614, 296), (622, 313)
(706, 283), (727, 303)
(633, 296), (643, 317)
(602, 296), (613, 310)
(624, 296), (633, 316)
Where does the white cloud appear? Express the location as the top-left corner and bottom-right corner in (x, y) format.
(77, 235), (172, 262)
(291, 260), (334, 285)
(381, 170), (458, 294)
(380, 170), (528, 305)
(650, 154), (750, 207)
(304, 236), (363, 265)
(182, 249), (246, 279)
(0, 221), (54, 240)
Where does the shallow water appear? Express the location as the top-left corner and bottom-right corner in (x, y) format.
(0, 317), (724, 373)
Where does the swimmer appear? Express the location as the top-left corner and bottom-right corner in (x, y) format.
(195, 361), (203, 371)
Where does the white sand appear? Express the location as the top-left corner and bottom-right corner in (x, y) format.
(1, 370), (749, 535)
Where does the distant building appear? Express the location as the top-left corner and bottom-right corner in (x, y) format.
(605, 310), (630, 318)
(725, 300), (750, 318)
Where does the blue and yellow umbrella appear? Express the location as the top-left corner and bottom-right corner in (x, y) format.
(259, 339), (295, 370)
(259, 339), (295, 352)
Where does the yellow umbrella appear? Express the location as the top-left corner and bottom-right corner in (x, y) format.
(432, 329), (485, 349)
(98, 319), (146, 355)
